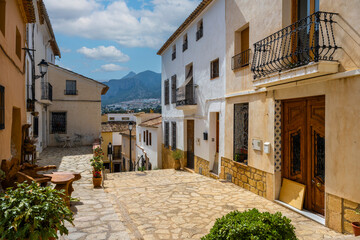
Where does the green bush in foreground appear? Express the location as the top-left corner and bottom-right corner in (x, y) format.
(202, 208), (298, 240)
(0, 182), (74, 240)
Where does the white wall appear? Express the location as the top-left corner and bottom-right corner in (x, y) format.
(136, 125), (162, 169)
(160, 0), (226, 170)
(107, 113), (136, 122)
(112, 132), (122, 145)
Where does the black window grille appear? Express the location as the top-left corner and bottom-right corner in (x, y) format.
(234, 103), (249, 164)
(171, 75), (177, 104)
(65, 80), (77, 95)
(51, 112), (66, 134)
(196, 20), (203, 41)
(33, 116), (39, 138)
(211, 59), (219, 79)
(172, 45), (176, 60)
(164, 79), (169, 105)
(171, 122), (176, 150)
(0, 85), (4, 130)
(164, 122), (169, 148)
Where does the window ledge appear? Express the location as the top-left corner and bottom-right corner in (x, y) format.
(210, 76), (219, 80)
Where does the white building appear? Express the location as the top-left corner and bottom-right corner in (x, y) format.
(25, 0), (60, 153)
(106, 113), (137, 122)
(135, 113), (162, 169)
(157, 0), (226, 175)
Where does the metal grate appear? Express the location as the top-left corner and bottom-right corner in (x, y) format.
(51, 112), (66, 134)
(232, 49), (251, 70)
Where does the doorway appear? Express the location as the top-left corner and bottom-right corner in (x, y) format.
(282, 96), (325, 215)
(186, 120), (194, 169)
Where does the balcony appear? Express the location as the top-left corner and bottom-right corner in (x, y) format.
(251, 12), (339, 87)
(176, 81), (197, 111)
(64, 89), (78, 95)
(196, 28), (203, 41)
(40, 82), (52, 104)
(232, 49), (251, 70)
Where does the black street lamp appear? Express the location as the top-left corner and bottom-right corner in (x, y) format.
(128, 122), (133, 171)
(35, 59), (49, 79)
(108, 142), (113, 173)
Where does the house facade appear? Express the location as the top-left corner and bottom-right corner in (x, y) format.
(135, 113), (162, 170)
(158, 0), (226, 177)
(159, 0), (360, 234)
(47, 64), (108, 146)
(120, 128), (136, 171)
(0, 0), (36, 161)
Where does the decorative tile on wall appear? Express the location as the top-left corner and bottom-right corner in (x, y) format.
(274, 100), (282, 172)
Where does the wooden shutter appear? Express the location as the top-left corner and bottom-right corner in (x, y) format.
(146, 130), (149, 145)
(149, 132), (152, 146)
(241, 27), (249, 52)
(164, 80), (169, 105)
(171, 75), (177, 104)
(143, 131), (146, 142)
(172, 122), (176, 150)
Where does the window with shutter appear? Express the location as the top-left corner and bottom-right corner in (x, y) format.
(172, 122), (176, 150)
(171, 75), (177, 104)
(33, 116), (39, 138)
(143, 131), (146, 142)
(51, 112), (67, 134)
(164, 122), (169, 148)
(211, 59), (219, 79)
(146, 130), (149, 145)
(149, 132), (152, 146)
(164, 79), (169, 105)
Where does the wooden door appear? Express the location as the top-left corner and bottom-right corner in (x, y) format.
(282, 96), (325, 215)
(216, 113), (219, 153)
(187, 120), (195, 169)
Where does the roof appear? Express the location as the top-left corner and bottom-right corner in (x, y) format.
(18, 0), (36, 23)
(101, 122), (129, 133)
(120, 127), (137, 137)
(157, 0), (213, 55)
(37, 0), (61, 57)
(48, 63), (109, 95)
(139, 116), (162, 128)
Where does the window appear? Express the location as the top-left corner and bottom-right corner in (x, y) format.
(143, 131), (146, 142)
(0, 0), (5, 36)
(149, 132), (152, 146)
(33, 116), (39, 138)
(171, 122), (176, 150)
(164, 122), (169, 148)
(171, 75), (177, 104)
(122, 117), (130, 121)
(196, 19), (203, 41)
(210, 59), (219, 79)
(109, 117), (115, 121)
(139, 133), (141, 142)
(183, 34), (188, 52)
(0, 85), (4, 130)
(51, 112), (66, 134)
(16, 27), (21, 59)
(233, 103), (249, 164)
(164, 79), (169, 105)
(146, 130), (149, 145)
(233, 26), (250, 70)
(172, 45), (176, 60)
(65, 80), (77, 95)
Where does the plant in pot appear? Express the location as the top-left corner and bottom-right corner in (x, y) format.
(0, 181), (74, 240)
(351, 208), (360, 236)
(172, 149), (183, 170)
(93, 147), (104, 158)
(90, 156), (103, 187)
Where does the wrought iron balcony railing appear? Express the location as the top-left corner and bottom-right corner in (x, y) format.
(183, 41), (188, 52)
(232, 49), (251, 70)
(251, 11), (339, 79)
(64, 89), (78, 95)
(41, 82), (52, 101)
(196, 28), (203, 41)
(176, 83), (196, 107)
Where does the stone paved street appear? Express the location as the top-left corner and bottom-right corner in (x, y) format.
(38, 147), (357, 240)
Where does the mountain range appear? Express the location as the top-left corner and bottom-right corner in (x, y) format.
(101, 70), (161, 106)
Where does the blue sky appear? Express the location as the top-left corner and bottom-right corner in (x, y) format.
(44, 0), (201, 81)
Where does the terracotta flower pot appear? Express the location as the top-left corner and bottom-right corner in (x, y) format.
(352, 222), (360, 236)
(174, 159), (181, 170)
(92, 177), (102, 187)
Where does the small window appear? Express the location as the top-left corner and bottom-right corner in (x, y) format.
(143, 131), (146, 142)
(146, 130), (149, 145)
(65, 80), (77, 95)
(0, 0), (5, 36)
(51, 112), (67, 134)
(164, 79), (169, 105)
(172, 45), (176, 60)
(171, 75), (177, 104)
(210, 58), (219, 79)
(183, 34), (188, 52)
(33, 116), (39, 138)
(164, 122), (169, 148)
(139, 133), (141, 142)
(0, 85), (4, 130)
(171, 122), (176, 150)
(149, 132), (152, 146)
(196, 19), (203, 41)
(109, 117), (115, 121)
(122, 117), (130, 121)
(16, 27), (21, 59)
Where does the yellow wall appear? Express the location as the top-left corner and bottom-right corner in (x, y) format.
(0, 0), (27, 160)
(101, 132), (112, 161)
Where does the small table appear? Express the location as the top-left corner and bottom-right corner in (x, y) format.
(44, 173), (75, 207)
(63, 137), (72, 148)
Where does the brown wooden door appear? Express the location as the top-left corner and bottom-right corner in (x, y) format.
(282, 96), (325, 215)
(187, 120), (195, 169)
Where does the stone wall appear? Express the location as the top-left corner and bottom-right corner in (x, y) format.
(161, 145), (186, 169)
(194, 156), (210, 177)
(326, 193), (360, 234)
(220, 157), (268, 198)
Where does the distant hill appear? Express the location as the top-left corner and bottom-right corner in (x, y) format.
(101, 70), (161, 106)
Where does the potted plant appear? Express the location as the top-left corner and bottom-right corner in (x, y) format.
(93, 147), (104, 158)
(351, 209), (360, 236)
(90, 156), (103, 187)
(0, 182), (74, 240)
(172, 149), (183, 170)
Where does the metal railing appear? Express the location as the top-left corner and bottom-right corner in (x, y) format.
(183, 41), (188, 52)
(232, 49), (251, 70)
(251, 11), (339, 79)
(176, 83), (196, 107)
(41, 82), (52, 101)
(196, 28), (203, 41)
(64, 89), (78, 95)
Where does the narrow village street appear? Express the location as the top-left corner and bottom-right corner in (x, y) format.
(37, 147), (355, 240)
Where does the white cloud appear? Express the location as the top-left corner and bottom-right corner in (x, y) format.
(44, 0), (201, 48)
(94, 63), (128, 72)
(60, 47), (72, 53)
(77, 46), (130, 62)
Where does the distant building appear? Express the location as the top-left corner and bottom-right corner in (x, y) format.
(120, 127), (136, 171)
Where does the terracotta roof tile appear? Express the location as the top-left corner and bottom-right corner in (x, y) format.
(139, 116), (162, 128)
(101, 122), (129, 133)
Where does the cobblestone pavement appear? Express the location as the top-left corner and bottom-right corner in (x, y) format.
(38, 147), (356, 240)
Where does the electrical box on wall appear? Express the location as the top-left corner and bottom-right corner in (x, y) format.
(252, 139), (262, 151)
(264, 142), (271, 154)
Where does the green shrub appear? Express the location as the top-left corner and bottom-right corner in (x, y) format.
(172, 149), (183, 160)
(0, 182), (74, 240)
(202, 208), (298, 240)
